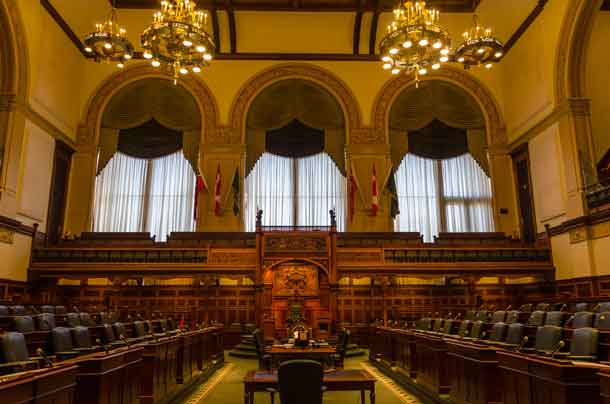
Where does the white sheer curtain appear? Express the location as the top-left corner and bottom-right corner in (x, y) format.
(394, 152), (494, 241)
(93, 152), (147, 232)
(442, 153), (494, 232)
(147, 151), (196, 241)
(394, 154), (440, 241)
(245, 152), (345, 231)
(297, 153), (346, 230)
(93, 151), (195, 241)
(245, 153), (294, 230)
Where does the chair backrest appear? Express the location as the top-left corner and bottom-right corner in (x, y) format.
(599, 302), (610, 313)
(10, 306), (26, 315)
(14, 316), (35, 333)
(595, 312), (610, 329)
(458, 320), (472, 337)
(535, 303), (550, 312)
(475, 311), (490, 322)
(534, 325), (562, 351)
(71, 326), (92, 348)
(505, 323), (524, 345)
(519, 304), (533, 313)
(66, 313), (80, 328)
(465, 310), (477, 321)
(544, 311), (566, 326)
(79, 313), (92, 327)
(570, 327), (599, 358)
(551, 303), (566, 311)
(0, 305), (8, 316)
(40, 305), (55, 314)
(505, 311), (520, 324)
(278, 360), (323, 404)
(489, 322), (507, 342)
(159, 319), (168, 332)
(574, 303), (589, 312)
(52, 327), (74, 353)
(133, 321), (147, 338)
(144, 320), (154, 334)
(442, 320), (456, 335)
(113, 322), (127, 339)
(1, 332), (29, 363)
(432, 318), (444, 332)
(54, 306), (67, 316)
(98, 312), (112, 325)
(491, 311), (506, 323)
(37, 313), (56, 331)
(470, 321), (485, 339)
(527, 311), (546, 326)
(572, 312), (594, 329)
(102, 324), (117, 343)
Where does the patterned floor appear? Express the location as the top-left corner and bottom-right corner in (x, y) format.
(180, 353), (423, 404)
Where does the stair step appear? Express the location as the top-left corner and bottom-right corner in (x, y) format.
(345, 349), (366, 357)
(228, 350), (258, 359)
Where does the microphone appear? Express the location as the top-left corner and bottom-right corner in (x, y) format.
(551, 340), (565, 358)
(559, 304), (567, 312)
(36, 348), (53, 367)
(505, 305), (512, 311)
(592, 304), (601, 312)
(96, 338), (110, 354)
(119, 334), (130, 347)
(517, 336), (529, 351)
(455, 313), (462, 320)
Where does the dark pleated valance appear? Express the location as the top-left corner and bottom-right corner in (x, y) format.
(408, 119), (468, 160)
(266, 119), (325, 158)
(118, 119), (183, 159)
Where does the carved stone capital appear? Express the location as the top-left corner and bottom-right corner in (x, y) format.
(350, 128), (385, 144)
(207, 126), (240, 145)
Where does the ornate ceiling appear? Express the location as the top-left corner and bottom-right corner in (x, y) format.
(111, 0), (481, 12)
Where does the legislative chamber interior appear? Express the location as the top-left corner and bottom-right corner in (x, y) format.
(1, 0), (610, 403)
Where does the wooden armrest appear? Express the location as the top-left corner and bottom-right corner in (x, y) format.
(0, 360), (38, 369)
(567, 355), (596, 361)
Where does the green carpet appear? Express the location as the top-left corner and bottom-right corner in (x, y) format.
(179, 352), (423, 403)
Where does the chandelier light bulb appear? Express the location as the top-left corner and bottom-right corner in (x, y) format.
(152, 60), (161, 67)
(196, 46), (206, 53)
(144, 52), (153, 59)
(124, 54), (132, 60)
(389, 48), (399, 55)
(117, 63), (124, 68)
(432, 63), (440, 70)
(418, 38), (429, 46)
(440, 48), (449, 56)
(180, 67), (189, 75)
(418, 68), (428, 75)
(485, 63), (493, 69)
(203, 53), (212, 61)
(391, 68), (400, 75)
(495, 51), (503, 58)
(477, 48), (485, 54)
(85, 47), (93, 53)
(403, 40), (412, 48)
(104, 43), (112, 49)
(193, 66), (202, 73)
(383, 63), (392, 70)
(382, 55), (392, 62)
(458, 57), (465, 63)
(183, 40), (193, 47)
(440, 56), (449, 63)
(433, 41), (442, 49)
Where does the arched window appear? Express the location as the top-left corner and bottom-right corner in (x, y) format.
(245, 152), (346, 231)
(93, 151), (196, 241)
(394, 153), (494, 241)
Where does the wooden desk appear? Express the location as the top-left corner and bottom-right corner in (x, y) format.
(138, 337), (181, 404)
(445, 339), (501, 404)
(411, 331), (450, 395)
(67, 346), (143, 404)
(0, 364), (77, 403)
(243, 369), (375, 404)
(498, 350), (602, 404)
(599, 366), (610, 404)
(268, 346), (336, 368)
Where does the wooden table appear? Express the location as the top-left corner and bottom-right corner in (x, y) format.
(0, 364), (78, 403)
(268, 346), (336, 368)
(243, 369), (376, 404)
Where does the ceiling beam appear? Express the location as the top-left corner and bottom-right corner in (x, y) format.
(353, 10), (363, 55)
(369, 10), (380, 55)
(211, 7), (221, 51)
(503, 0), (548, 55)
(227, 7), (237, 53)
(40, 0), (88, 57)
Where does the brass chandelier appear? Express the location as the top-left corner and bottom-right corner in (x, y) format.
(83, 2), (134, 69)
(379, 1), (504, 84)
(141, 0), (216, 82)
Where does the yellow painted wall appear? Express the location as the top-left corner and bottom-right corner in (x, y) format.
(0, 234), (32, 282)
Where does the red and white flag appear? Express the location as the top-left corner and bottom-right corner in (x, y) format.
(214, 164), (222, 216)
(371, 163), (379, 216)
(193, 174), (207, 220)
(348, 164), (358, 223)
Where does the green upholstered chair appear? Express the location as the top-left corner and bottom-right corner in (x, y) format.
(527, 311), (546, 327)
(36, 313), (56, 331)
(488, 322), (508, 343)
(490, 311), (506, 323)
(278, 360), (324, 404)
(52, 327), (80, 360)
(253, 329), (272, 370)
(457, 320), (472, 337)
(0, 332), (40, 374)
(571, 311), (594, 329)
(544, 311), (568, 327)
(13, 316), (35, 333)
(534, 325), (563, 355)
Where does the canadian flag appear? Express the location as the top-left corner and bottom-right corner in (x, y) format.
(214, 164), (222, 216)
(193, 174), (207, 220)
(371, 163), (379, 216)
